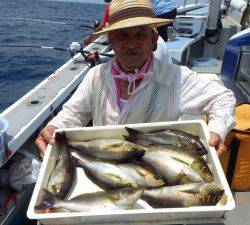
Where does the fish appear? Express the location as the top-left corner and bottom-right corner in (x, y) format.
(47, 132), (75, 199)
(124, 127), (207, 156)
(142, 183), (225, 208)
(142, 150), (204, 185)
(73, 155), (164, 190)
(68, 139), (145, 162)
(149, 145), (213, 182)
(35, 188), (143, 212)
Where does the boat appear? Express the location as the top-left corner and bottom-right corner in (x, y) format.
(0, 0), (249, 224)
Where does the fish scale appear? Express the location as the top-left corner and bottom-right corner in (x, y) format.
(47, 132), (75, 199)
(35, 188), (143, 212)
(68, 139), (145, 162)
(124, 127), (207, 156)
(73, 152), (164, 190)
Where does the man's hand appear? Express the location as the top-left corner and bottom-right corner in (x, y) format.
(35, 125), (58, 159)
(209, 132), (227, 158)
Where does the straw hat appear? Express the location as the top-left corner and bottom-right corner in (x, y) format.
(93, 0), (173, 36)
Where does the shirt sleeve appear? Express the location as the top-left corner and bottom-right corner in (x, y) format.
(47, 68), (95, 129)
(100, 4), (110, 26)
(179, 66), (236, 140)
(154, 36), (172, 63)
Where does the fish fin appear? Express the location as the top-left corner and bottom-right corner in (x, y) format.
(125, 127), (144, 138)
(174, 170), (194, 184)
(175, 171), (187, 181)
(123, 135), (152, 148)
(180, 189), (200, 194)
(71, 155), (85, 168)
(123, 135), (135, 142)
(106, 173), (137, 188)
(55, 131), (68, 145)
(171, 157), (189, 166)
(168, 171), (186, 185)
(34, 189), (58, 210)
(176, 136), (185, 146)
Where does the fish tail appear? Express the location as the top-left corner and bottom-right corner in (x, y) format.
(71, 155), (81, 167)
(211, 189), (225, 202)
(123, 135), (136, 142)
(71, 155), (87, 168)
(55, 131), (68, 145)
(34, 189), (58, 210)
(125, 127), (144, 140)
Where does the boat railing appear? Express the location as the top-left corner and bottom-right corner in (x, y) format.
(0, 36), (111, 169)
(177, 0), (209, 14)
(181, 0), (208, 8)
(183, 0), (199, 7)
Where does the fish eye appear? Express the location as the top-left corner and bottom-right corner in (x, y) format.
(201, 166), (208, 172)
(51, 185), (56, 192)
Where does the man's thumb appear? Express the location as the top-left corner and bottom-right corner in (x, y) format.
(49, 138), (55, 145)
(209, 132), (220, 147)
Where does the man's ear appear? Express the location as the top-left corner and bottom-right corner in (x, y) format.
(108, 33), (113, 45)
(152, 30), (159, 52)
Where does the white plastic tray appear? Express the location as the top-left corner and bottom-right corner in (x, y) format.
(27, 120), (235, 225)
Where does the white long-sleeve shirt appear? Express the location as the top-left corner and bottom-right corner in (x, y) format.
(48, 61), (236, 140)
(154, 36), (172, 63)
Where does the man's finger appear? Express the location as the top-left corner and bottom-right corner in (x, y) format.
(216, 142), (227, 158)
(40, 129), (54, 144)
(35, 138), (47, 159)
(209, 132), (220, 147)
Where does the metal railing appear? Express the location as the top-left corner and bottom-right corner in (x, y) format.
(182, 0), (208, 7)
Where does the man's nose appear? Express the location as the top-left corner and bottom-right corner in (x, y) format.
(125, 38), (140, 48)
(126, 35), (140, 44)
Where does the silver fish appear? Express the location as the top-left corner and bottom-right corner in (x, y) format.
(35, 188), (143, 212)
(124, 127), (207, 156)
(142, 150), (204, 185)
(73, 155), (164, 190)
(68, 139), (145, 162)
(142, 183), (224, 208)
(149, 145), (213, 182)
(47, 132), (75, 199)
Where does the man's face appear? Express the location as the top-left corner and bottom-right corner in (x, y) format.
(108, 26), (158, 70)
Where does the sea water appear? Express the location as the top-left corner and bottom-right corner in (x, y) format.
(0, 0), (105, 112)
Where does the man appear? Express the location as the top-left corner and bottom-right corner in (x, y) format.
(84, 0), (172, 63)
(36, 0), (236, 159)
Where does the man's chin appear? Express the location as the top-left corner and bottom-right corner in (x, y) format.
(121, 61), (143, 70)
(123, 64), (141, 70)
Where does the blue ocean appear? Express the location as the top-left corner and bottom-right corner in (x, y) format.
(0, 0), (105, 112)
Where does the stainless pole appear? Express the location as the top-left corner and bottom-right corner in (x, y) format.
(207, 0), (222, 30)
(203, 0), (223, 57)
(183, 0), (187, 7)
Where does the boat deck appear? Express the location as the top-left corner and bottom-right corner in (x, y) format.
(0, 36), (110, 167)
(1, 1), (249, 224)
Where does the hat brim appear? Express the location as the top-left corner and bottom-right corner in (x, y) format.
(93, 17), (173, 38)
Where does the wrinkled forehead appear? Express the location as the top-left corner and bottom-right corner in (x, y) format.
(109, 25), (153, 35)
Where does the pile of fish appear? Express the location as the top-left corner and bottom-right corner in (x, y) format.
(35, 127), (225, 213)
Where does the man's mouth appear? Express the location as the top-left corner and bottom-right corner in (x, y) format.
(124, 52), (139, 56)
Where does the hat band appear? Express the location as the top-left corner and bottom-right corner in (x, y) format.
(109, 7), (155, 25)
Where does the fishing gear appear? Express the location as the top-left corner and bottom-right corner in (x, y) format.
(0, 42), (115, 67)
(93, 20), (101, 29)
(2, 17), (94, 29)
(0, 45), (68, 51)
(69, 42), (114, 66)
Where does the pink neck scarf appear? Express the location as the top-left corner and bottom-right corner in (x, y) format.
(111, 54), (153, 104)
